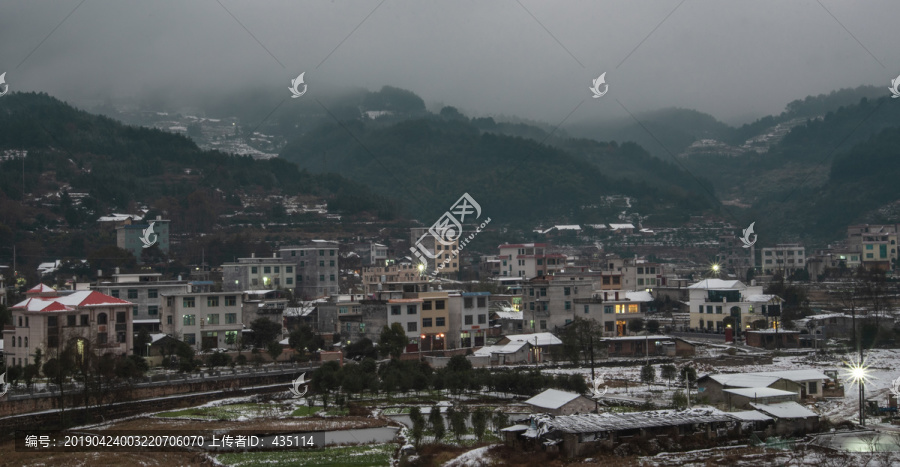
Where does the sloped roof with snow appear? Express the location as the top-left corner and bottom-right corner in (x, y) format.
(750, 402), (818, 419)
(13, 290), (131, 311)
(706, 374), (783, 388)
(747, 369), (830, 382)
(503, 332), (562, 346)
(724, 387), (798, 399)
(493, 310), (523, 320)
(625, 291), (654, 302)
(609, 223), (635, 230)
(525, 389), (582, 410)
(472, 341), (528, 356)
(745, 294), (781, 303)
(534, 407), (735, 434)
(26, 283), (55, 294)
(729, 410), (773, 422)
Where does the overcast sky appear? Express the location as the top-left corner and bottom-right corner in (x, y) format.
(1, 0), (895, 125)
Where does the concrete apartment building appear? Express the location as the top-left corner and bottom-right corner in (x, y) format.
(687, 279), (783, 333)
(522, 274), (594, 332)
(410, 227), (459, 274)
(451, 291), (490, 348)
(387, 297), (423, 352)
(92, 273), (195, 335)
(361, 262), (424, 294)
(161, 291), (243, 350)
(498, 243), (566, 278)
(242, 289), (287, 327)
(761, 244), (806, 276)
(279, 240), (340, 299)
(222, 254), (297, 292)
(6, 284), (133, 367)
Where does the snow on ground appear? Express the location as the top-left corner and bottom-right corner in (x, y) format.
(442, 444), (498, 467)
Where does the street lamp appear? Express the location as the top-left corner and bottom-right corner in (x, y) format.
(843, 355), (875, 427)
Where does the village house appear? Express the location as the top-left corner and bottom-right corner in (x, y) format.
(687, 279), (782, 334)
(523, 389), (597, 416)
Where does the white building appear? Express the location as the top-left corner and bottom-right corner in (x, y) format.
(687, 279), (782, 333)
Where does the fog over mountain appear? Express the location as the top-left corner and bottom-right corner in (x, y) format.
(1, 0), (896, 126)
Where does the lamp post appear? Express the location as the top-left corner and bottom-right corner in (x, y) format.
(844, 358), (871, 427)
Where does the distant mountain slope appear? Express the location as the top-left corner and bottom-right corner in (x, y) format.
(280, 112), (716, 224)
(0, 93), (396, 230)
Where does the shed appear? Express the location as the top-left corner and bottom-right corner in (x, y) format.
(524, 389), (597, 416)
(750, 401), (820, 436)
(723, 387), (799, 409)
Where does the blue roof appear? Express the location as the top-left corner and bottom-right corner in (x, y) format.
(462, 291), (491, 296)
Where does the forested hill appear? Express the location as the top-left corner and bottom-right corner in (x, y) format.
(280, 110), (716, 225)
(0, 92), (396, 234)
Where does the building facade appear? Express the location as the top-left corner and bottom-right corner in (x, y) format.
(279, 240), (340, 299)
(161, 291), (244, 350)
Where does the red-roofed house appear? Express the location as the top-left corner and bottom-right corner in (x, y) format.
(5, 285), (134, 367)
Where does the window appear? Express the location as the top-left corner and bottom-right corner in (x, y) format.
(584, 305), (590, 314)
(330, 274), (335, 281)
(80, 315), (89, 326)
(183, 297), (195, 308)
(330, 260), (335, 267)
(319, 250), (325, 256)
(67, 315), (76, 326)
(116, 311), (126, 323)
(224, 296), (237, 306)
(564, 287), (570, 296)
(110, 289), (120, 298)
(407, 305), (417, 314)
(464, 315), (473, 325)
(128, 289), (138, 299)
(133, 306), (139, 316)
(391, 305), (401, 315)
(422, 301), (432, 311)
(97, 313), (108, 325)
(251, 266), (258, 274)
(529, 288), (534, 296)
(319, 274), (325, 281)
(183, 314), (196, 326)
(208, 296), (219, 307)
(407, 322), (417, 332)
(604, 306), (613, 314)
(435, 317), (445, 327)
(319, 260), (325, 267)
(716, 306), (723, 314)
(225, 313), (237, 324)
(565, 301), (571, 310)
(264, 266), (271, 274)
(435, 300), (445, 310)
(478, 314), (487, 324)
(207, 314), (220, 325)
(637, 278), (644, 286)
(330, 250), (335, 256)
(117, 331), (127, 343)
(24, 337), (28, 347)
(540, 320), (547, 330)
(184, 333), (196, 345)
(252, 278), (259, 285)
(286, 277), (293, 285)
(148, 289), (158, 299)
(706, 306), (713, 314)
(97, 333), (106, 345)
(167, 315), (173, 325)
(225, 330), (238, 345)
(540, 288), (547, 297)
(423, 318), (433, 327)
(274, 266), (280, 273)
(464, 297), (474, 308)
(477, 297), (486, 307)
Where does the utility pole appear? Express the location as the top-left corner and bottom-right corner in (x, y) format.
(590, 334), (595, 380)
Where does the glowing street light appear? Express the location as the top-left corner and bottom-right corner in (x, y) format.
(842, 355), (876, 427)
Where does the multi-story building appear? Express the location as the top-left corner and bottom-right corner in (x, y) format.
(522, 274), (594, 332)
(161, 291), (244, 350)
(242, 289), (287, 327)
(361, 262), (425, 294)
(279, 240), (340, 299)
(410, 227), (459, 274)
(847, 224), (899, 271)
(621, 261), (665, 291)
(417, 290), (451, 351)
(222, 254), (297, 292)
(386, 298), (423, 352)
(370, 243), (389, 266)
(449, 292), (490, 348)
(93, 273), (194, 335)
(497, 243), (566, 278)
(575, 290), (653, 336)
(686, 279), (782, 334)
(6, 284), (133, 367)
(116, 216), (170, 261)
(760, 244), (806, 276)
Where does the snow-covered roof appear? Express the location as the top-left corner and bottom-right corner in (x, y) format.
(601, 335), (674, 342)
(26, 283), (55, 294)
(493, 310), (523, 320)
(502, 332), (562, 346)
(728, 410), (773, 422)
(609, 223), (635, 230)
(500, 424), (530, 432)
(624, 291), (653, 302)
(134, 319), (161, 324)
(284, 306), (316, 317)
(724, 387), (798, 399)
(746, 369), (830, 382)
(533, 407), (735, 434)
(97, 213), (143, 222)
(472, 341), (528, 356)
(745, 294), (781, 303)
(688, 279), (745, 290)
(706, 374), (783, 388)
(525, 389), (583, 410)
(149, 333), (170, 343)
(13, 290), (131, 311)
(750, 402), (818, 419)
